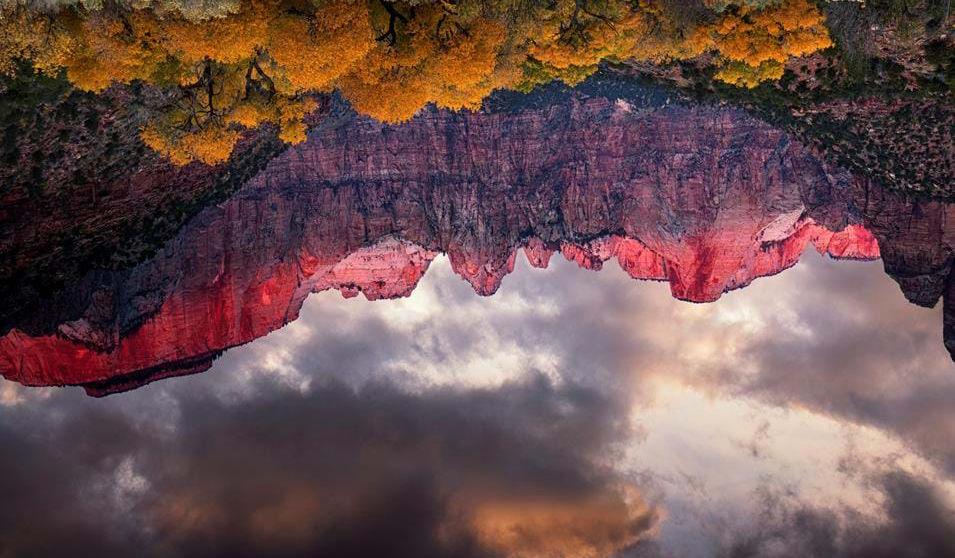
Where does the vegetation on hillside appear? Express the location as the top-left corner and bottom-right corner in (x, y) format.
(617, 0), (953, 197)
(0, 0), (834, 163)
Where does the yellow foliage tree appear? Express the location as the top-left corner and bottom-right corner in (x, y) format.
(0, 0), (836, 162)
(266, 0), (376, 93)
(709, 0), (832, 87)
(141, 122), (241, 165)
(338, 9), (516, 122)
(715, 59), (785, 87)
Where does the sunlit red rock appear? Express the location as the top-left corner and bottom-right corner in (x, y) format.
(550, 221), (881, 303)
(0, 89), (949, 395)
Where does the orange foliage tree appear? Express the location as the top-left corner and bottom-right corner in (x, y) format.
(0, 0), (834, 164)
(709, 0), (832, 87)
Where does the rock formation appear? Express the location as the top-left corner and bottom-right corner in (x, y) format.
(0, 85), (950, 395)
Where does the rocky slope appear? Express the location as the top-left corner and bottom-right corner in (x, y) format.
(0, 88), (950, 395)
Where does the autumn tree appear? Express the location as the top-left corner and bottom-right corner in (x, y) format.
(708, 0), (832, 87)
(337, 1), (519, 122)
(0, 0), (836, 163)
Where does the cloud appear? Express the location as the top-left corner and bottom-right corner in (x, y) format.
(717, 470), (955, 558)
(686, 253), (955, 474)
(0, 397), (151, 556)
(0, 374), (658, 558)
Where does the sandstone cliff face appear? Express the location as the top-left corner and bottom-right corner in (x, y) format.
(0, 89), (949, 395)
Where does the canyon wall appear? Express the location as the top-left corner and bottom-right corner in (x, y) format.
(0, 89), (950, 394)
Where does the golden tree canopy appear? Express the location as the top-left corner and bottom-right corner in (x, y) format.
(0, 0), (834, 163)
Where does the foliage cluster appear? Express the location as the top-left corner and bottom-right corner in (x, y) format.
(0, 0), (833, 163)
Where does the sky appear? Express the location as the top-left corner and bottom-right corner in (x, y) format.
(1, 248), (953, 558)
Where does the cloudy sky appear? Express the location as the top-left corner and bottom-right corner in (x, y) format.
(1, 248), (953, 558)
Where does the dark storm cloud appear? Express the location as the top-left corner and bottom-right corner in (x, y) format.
(0, 373), (658, 558)
(718, 471), (955, 558)
(0, 394), (155, 556)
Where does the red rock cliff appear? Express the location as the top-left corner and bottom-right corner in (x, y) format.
(0, 91), (949, 395)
